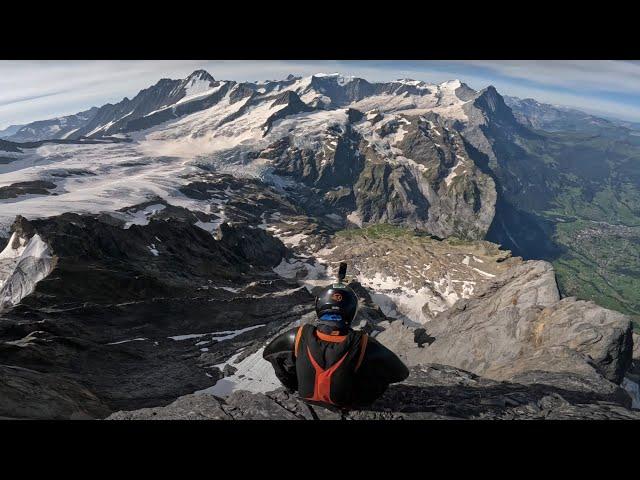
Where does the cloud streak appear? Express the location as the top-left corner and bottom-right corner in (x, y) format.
(451, 60), (640, 95)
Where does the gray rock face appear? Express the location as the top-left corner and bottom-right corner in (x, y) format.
(358, 115), (496, 239)
(0, 139), (23, 153)
(0, 208), (314, 418)
(107, 364), (640, 420)
(0, 181), (57, 200)
(377, 261), (633, 386)
(268, 113), (496, 240)
(106, 393), (232, 420)
(631, 333), (640, 376)
(0, 364), (110, 419)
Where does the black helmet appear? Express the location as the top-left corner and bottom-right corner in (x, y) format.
(315, 283), (359, 326)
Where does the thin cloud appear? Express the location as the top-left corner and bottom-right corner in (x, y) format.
(0, 89), (74, 108)
(453, 60), (640, 95)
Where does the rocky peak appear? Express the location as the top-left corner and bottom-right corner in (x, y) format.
(472, 85), (518, 123)
(185, 69), (215, 83)
(263, 91), (314, 135)
(453, 82), (477, 101)
(271, 90), (305, 108)
(10, 216), (36, 246)
(229, 83), (255, 104)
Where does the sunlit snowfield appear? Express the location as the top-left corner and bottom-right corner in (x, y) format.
(0, 74), (472, 235)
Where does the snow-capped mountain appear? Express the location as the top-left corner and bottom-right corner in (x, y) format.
(504, 95), (640, 135)
(0, 69), (628, 328)
(5, 107), (100, 142)
(0, 71), (507, 241)
(0, 124), (25, 139)
(3, 72), (478, 143)
(2, 69), (637, 265)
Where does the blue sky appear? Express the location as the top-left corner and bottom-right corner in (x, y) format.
(2, 60), (640, 130)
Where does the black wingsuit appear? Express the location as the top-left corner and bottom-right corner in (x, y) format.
(263, 322), (409, 409)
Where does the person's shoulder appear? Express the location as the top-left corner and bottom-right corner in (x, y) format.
(361, 334), (409, 381)
(362, 334), (396, 359)
(263, 326), (299, 357)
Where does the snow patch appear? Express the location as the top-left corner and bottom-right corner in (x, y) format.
(195, 219), (223, 234)
(358, 272), (440, 324)
(273, 257), (330, 291)
(280, 232), (308, 247)
(347, 211), (363, 227)
(195, 347), (281, 397)
(0, 232), (27, 260)
(0, 234), (55, 311)
(472, 267), (495, 278)
(176, 81), (224, 106)
(108, 337), (148, 345)
(168, 324), (265, 342)
(122, 204), (166, 229)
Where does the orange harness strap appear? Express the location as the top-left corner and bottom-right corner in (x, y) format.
(305, 346), (350, 405)
(354, 334), (369, 372)
(316, 330), (347, 343)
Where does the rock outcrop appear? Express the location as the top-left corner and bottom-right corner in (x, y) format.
(106, 257), (640, 421)
(265, 112), (497, 240)
(376, 261), (634, 391)
(107, 364), (640, 420)
(314, 226), (518, 323)
(2, 207), (637, 420)
(0, 211), (313, 418)
(0, 364), (110, 420)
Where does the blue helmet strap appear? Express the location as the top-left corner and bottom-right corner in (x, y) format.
(318, 313), (347, 331)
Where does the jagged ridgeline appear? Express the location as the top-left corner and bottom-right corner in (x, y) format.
(1, 70), (639, 419)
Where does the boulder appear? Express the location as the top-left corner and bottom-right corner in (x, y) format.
(376, 261), (633, 385)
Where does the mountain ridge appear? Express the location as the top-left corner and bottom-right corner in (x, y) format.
(3, 71), (479, 143)
(2, 69), (640, 324)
